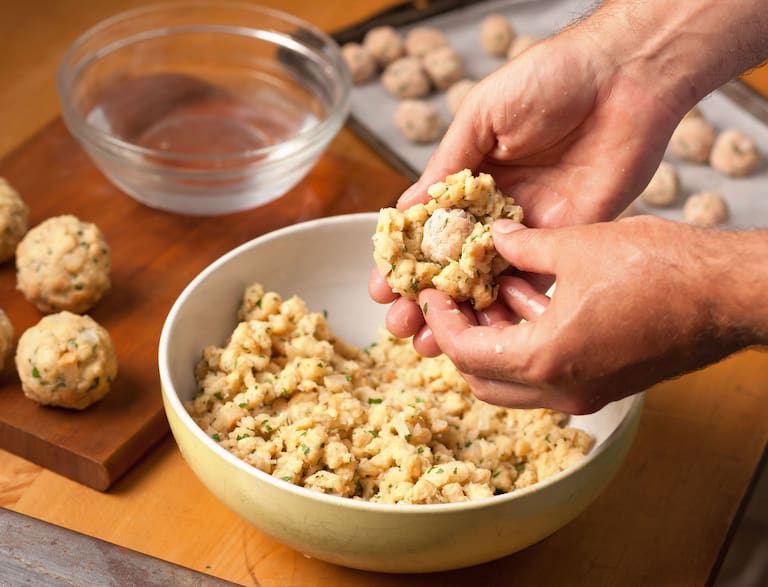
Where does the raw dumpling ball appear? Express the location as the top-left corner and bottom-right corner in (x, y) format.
(341, 43), (377, 84)
(404, 27), (449, 58)
(422, 46), (464, 90)
(0, 309), (12, 372)
(507, 35), (539, 59)
(394, 100), (442, 143)
(16, 214), (111, 314)
(446, 79), (476, 116)
(709, 129), (761, 177)
(15, 311), (117, 410)
(639, 161), (679, 207)
(373, 169), (524, 309)
(683, 191), (729, 227)
(480, 13), (515, 56)
(381, 57), (431, 98)
(0, 178), (29, 263)
(362, 26), (404, 66)
(669, 117), (715, 163)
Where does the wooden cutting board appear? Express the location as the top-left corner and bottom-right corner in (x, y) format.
(0, 119), (408, 490)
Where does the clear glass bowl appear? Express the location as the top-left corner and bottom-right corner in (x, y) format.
(58, 1), (351, 215)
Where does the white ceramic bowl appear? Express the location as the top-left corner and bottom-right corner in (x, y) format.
(158, 213), (644, 573)
(58, 2), (351, 215)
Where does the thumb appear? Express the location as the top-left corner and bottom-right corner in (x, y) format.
(398, 109), (488, 211)
(492, 220), (559, 275)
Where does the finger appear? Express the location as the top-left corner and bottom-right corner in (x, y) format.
(385, 296), (424, 339)
(475, 299), (517, 326)
(368, 267), (398, 304)
(461, 373), (548, 410)
(496, 276), (551, 322)
(420, 289), (534, 381)
(412, 325), (441, 357)
(398, 104), (491, 211)
(492, 221), (560, 275)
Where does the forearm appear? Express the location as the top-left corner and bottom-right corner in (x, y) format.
(576, 0), (768, 115)
(708, 229), (768, 349)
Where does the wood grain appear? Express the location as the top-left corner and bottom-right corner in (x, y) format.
(0, 118), (409, 490)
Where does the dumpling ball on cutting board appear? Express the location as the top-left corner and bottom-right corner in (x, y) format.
(0, 177), (29, 263)
(0, 309), (13, 372)
(16, 214), (111, 314)
(15, 311), (117, 410)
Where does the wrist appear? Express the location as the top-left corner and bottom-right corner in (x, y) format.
(706, 229), (768, 349)
(574, 0), (768, 117)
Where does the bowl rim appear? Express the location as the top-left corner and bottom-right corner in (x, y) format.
(57, 0), (351, 163)
(159, 212), (645, 514)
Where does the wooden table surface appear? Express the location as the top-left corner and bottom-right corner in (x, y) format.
(1, 1), (767, 586)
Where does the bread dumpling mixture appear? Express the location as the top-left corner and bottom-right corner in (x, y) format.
(373, 169), (523, 309)
(16, 214), (111, 313)
(188, 283), (591, 504)
(0, 178), (29, 263)
(15, 311), (117, 410)
(0, 310), (13, 372)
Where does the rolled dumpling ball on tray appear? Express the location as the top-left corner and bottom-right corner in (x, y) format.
(445, 79), (476, 117)
(639, 161), (680, 207)
(0, 178), (29, 263)
(683, 191), (729, 227)
(480, 13), (515, 57)
(404, 26), (449, 58)
(341, 42), (377, 84)
(394, 99), (443, 144)
(15, 311), (117, 410)
(422, 46), (464, 90)
(16, 214), (111, 314)
(381, 56), (431, 99)
(0, 309), (13, 372)
(362, 25), (404, 67)
(669, 116), (716, 163)
(709, 129), (761, 177)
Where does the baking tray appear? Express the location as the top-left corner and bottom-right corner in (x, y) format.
(333, 0), (768, 229)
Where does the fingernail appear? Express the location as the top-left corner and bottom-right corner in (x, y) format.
(493, 219), (526, 235)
